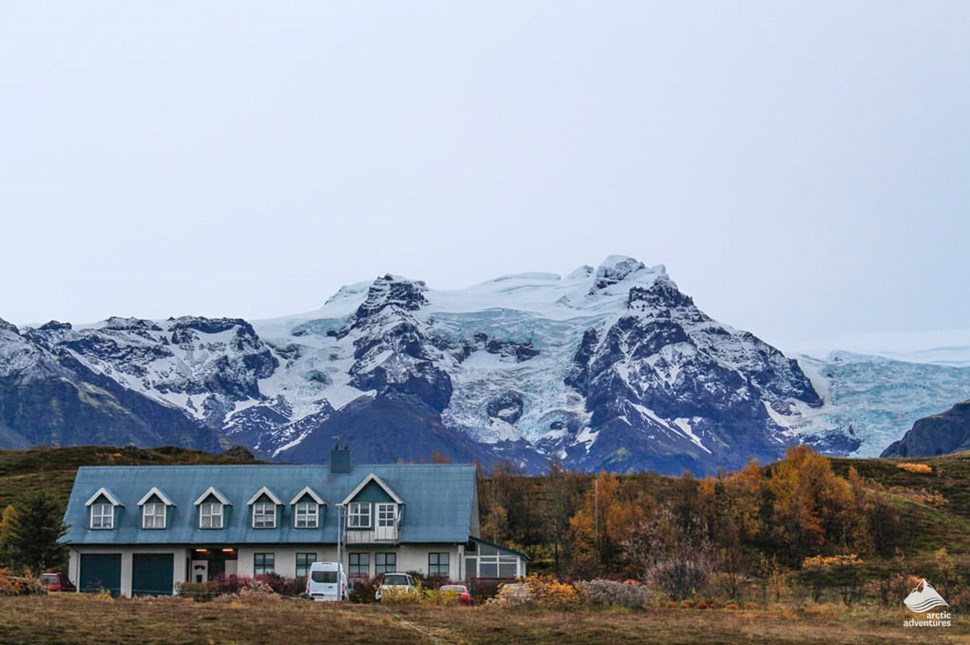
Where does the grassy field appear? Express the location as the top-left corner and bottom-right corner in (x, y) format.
(0, 594), (967, 645)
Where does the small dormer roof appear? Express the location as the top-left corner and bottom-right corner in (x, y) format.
(340, 473), (403, 506)
(85, 487), (123, 507)
(137, 487), (175, 507)
(246, 486), (282, 506)
(289, 486), (326, 506)
(194, 486), (231, 506)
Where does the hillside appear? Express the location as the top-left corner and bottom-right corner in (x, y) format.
(0, 445), (259, 512)
(4, 445), (969, 572)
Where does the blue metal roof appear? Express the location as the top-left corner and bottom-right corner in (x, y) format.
(63, 464), (477, 546)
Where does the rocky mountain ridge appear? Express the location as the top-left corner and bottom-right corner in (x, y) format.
(3, 256), (963, 474)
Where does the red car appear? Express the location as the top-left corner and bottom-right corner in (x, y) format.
(439, 584), (473, 606)
(40, 572), (76, 592)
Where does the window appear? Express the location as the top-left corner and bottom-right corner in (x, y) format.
(90, 502), (114, 529)
(200, 501), (223, 529)
(349, 553), (369, 577)
(428, 552), (449, 577)
(296, 553), (317, 578)
(375, 552), (396, 575)
(142, 502), (166, 529)
(348, 503), (370, 529)
(252, 501), (276, 529)
(294, 501), (318, 529)
(254, 553), (275, 576)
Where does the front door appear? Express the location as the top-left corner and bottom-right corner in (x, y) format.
(190, 560), (209, 584)
(375, 503), (397, 541)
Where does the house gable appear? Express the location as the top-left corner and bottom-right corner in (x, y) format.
(340, 473), (403, 506)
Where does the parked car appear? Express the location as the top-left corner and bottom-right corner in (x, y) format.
(305, 562), (347, 602)
(374, 572), (417, 602)
(39, 573), (76, 592)
(439, 584), (473, 605)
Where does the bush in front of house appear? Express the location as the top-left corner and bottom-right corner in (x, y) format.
(524, 575), (581, 609)
(376, 585), (422, 605)
(0, 568), (45, 596)
(575, 579), (648, 609)
(467, 577), (506, 603)
(348, 576), (379, 603)
(254, 573), (305, 597)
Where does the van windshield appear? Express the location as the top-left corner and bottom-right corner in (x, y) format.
(383, 574), (409, 586)
(311, 571), (338, 583)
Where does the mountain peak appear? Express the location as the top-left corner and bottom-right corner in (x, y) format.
(354, 274), (429, 320)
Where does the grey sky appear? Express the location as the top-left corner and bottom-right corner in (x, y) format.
(1, 1), (968, 350)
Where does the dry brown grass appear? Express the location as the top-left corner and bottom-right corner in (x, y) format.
(0, 594), (968, 644)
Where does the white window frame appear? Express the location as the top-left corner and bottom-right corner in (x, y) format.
(90, 502), (114, 530)
(200, 501), (224, 529)
(294, 501), (319, 529)
(252, 501), (277, 529)
(347, 502), (371, 529)
(142, 502), (166, 529)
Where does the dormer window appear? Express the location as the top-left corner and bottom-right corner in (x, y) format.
(348, 502), (371, 529)
(247, 487), (282, 530)
(341, 473), (404, 539)
(290, 486), (326, 529)
(138, 487), (174, 530)
(200, 502), (223, 529)
(91, 502), (114, 529)
(194, 487), (231, 530)
(85, 488), (123, 530)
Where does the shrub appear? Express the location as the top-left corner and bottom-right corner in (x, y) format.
(422, 586), (462, 606)
(212, 580), (279, 604)
(575, 579), (647, 609)
(0, 567), (44, 596)
(378, 585), (422, 605)
(486, 582), (533, 607)
(467, 577), (505, 603)
(800, 554), (865, 606)
(896, 463), (932, 474)
(349, 576), (379, 603)
(177, 581), (218, 602)
(254, 573), (304, 597)
(524, 575), (580, 610)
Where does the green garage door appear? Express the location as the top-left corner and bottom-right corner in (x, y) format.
(132, 553), (174, 596)
(79, 554), (121, 596)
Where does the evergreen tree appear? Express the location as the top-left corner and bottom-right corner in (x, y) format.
(5, 491), (69, 573)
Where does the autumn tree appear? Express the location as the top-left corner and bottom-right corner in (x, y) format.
(766, 446), (858, 564)
(569, 472), (650, 577)
(626, 504), (714, 600)
(543, 459), (579, 577)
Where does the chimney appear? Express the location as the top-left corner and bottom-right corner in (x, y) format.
(330, 443), (351, 475)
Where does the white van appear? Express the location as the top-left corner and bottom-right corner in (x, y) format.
(305, 562), (348, 602)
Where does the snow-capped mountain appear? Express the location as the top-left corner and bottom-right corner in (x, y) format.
(3, 256), (964, 473)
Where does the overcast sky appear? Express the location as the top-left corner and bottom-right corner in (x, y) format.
(1, 2), (967, 350)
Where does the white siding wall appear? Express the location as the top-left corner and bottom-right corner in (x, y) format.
(237, 546), (340, 578)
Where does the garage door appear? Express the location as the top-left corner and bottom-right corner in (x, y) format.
(79, 554), (121, 596)
(132, 553), (174, 596)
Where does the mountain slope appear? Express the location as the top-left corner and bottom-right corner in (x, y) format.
(880, 400), (970, 458)
(2, 256), (934, 474)
(0, 319), (223, 451)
